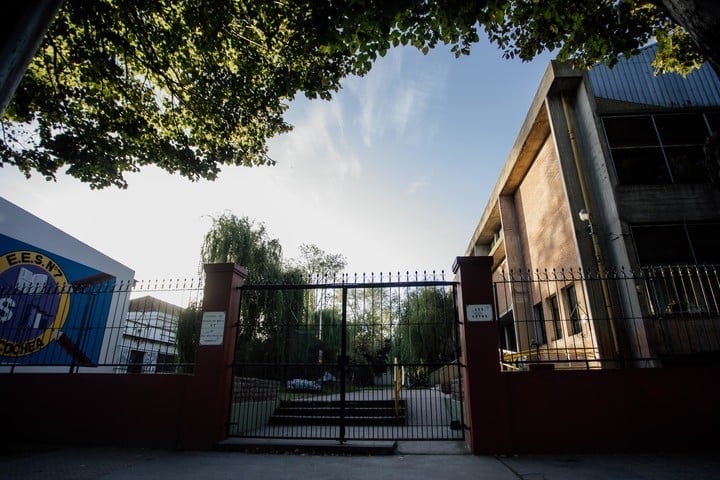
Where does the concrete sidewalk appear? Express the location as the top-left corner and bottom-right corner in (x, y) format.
(1, 443), (718, 480)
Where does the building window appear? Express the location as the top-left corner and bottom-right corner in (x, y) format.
(548, 295), (563, 340)
(498, 310), (517, 352)
(156, 353), (177, 373)
(565, 285), (582, 335)
(532, 303), (547, 346)
(631, 223), (720, 265)
(686, 224), (720, 264)
(128, 349), (144, 373)
(706, 112), (719, 133)
(604, 112), (717, 185)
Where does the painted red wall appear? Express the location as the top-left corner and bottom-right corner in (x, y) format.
(1, 261), (718, 453)
(500, 367), (720, 453)
(1, 365), (717, 452)
(1, 374), (192, 448)
(0, 263), (246, 452)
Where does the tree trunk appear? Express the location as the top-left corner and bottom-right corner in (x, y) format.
(658, 0), (720, 74)
(0, 1), (65, 115)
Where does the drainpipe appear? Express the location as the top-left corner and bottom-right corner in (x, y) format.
(560, 94), (622, 362)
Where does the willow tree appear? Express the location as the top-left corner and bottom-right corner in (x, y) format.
(394, 287), (457, 366)
(176, 304), (202, 371)
(200, 213), (303, 364)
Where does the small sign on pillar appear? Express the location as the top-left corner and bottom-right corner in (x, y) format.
(200, 311), (226, 345)
(466, 304), (494, 322)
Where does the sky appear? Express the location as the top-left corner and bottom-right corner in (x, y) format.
(0, 43), (555, 281)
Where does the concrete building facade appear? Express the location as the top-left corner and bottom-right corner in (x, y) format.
(119, 295), (182, 373)
(466, 45), (720, 367)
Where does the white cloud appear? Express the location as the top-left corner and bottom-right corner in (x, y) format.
(272, 97), (361, 188)
(406, 177), (428, 194)
(345, 48), (445, 148)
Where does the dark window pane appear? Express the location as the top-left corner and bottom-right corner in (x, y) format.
(532, 303), (547, 345)
(632, 225), (694, 265)
(603, 116), (658, 147)
(566, 286), (582, 335)
(705, 112), (720, 134)
(498, 310), (517, 351)
(548, 296), (562, 340)
(687, 224), (720, 263)
(611, 147), (671, 184)
(654, 114), (709, 145)
(128, 350), (145, 373)
(665, 145), (711, 183)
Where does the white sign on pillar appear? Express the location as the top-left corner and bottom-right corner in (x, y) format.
(200, 311), (226, 345)
(466, 304), (494, 322)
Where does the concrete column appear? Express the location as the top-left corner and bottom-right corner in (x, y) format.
(178, 263), (247, 449)
(497, 195), (533, 352)
(453, 256), (510, 454)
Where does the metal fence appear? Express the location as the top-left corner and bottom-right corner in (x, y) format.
(0, 278), (204, 373)
(229, 271), (465, 442)
(494, 265), (720, 370)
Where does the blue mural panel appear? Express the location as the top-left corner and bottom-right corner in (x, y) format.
(0, 234), (117, 365)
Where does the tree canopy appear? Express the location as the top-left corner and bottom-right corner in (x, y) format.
(200, 213), (352, 363)
(200, 213), (284, 282)
(2, 0), (716, 188)
(175, 303), (203, 370)
(293, 243), (347, 280)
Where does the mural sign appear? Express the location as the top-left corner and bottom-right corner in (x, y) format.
(0, 234), (116, 366)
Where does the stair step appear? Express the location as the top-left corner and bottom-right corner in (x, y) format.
(270, 399), (407, 426)
(279, 400), (403, 408)
(268, 415), (406, 426)
(274, 407), (403, 417)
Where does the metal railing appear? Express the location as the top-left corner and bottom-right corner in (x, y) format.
(494, 265), (720, 370)
(0, 278), (203, 373)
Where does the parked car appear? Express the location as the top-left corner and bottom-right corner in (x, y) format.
(286, 378), (322, 391)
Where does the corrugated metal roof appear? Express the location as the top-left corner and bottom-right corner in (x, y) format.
(588, 44), (720, 107)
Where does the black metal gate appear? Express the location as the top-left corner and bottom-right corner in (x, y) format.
(228, 272), (465, 442)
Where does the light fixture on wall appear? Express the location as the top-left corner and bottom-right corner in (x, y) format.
(578, 208), (590, 222)
(577, 208), (594, 235)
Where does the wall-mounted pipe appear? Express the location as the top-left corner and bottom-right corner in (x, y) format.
(560, 94), (622, 361)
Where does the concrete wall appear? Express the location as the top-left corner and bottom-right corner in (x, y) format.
(513, 137), (578, 271)
(0, 197), (134, 283)
(494, 134), (596, 354)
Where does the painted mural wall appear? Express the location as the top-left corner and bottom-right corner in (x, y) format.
(0, 197), (134, 371)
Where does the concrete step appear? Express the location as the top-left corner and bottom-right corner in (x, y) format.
(268, 414), (405, 426)
(270, 399), (406, 426)
(278, 399), (404, 408)
(273, 407), (403, 417)
(216, 438), (398, 455)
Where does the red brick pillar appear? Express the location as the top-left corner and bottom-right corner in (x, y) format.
(178, 263), (247, 449)
(453, 256), (510, 454)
